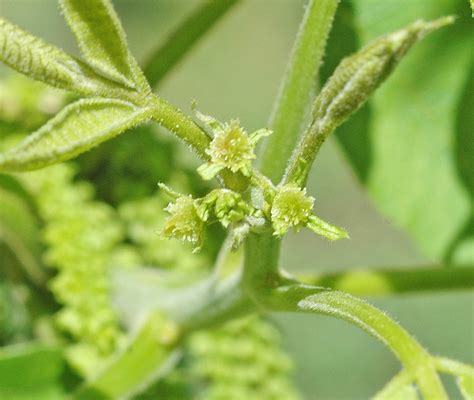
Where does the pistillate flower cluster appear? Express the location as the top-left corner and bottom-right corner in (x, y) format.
(160, 113), (348, 251)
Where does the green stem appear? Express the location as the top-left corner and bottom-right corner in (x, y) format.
(283, 119), (332, 186)
(264, 284), (447, 399)
(151, 96), (211, 159)
(298, 266), (474, 296)
(434, 357), (474, 378)
(260, 0), (339, 183)
(372, 369), (412, 399)
(150, 95), (250, 191)
(143, 0), (241, 89)
(173, 272), (253, 333)
(243, 231), (283, 299)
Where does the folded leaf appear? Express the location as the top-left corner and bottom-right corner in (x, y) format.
(312, 16), (453, 132)
(60, 0), (148, 92)
(0, 18), (125, 97)
(0, 98), (152, 172)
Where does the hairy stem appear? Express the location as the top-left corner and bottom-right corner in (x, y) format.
(264, 284), (447, 399)
(150, 95), (250, 191)
(260, 0), (339, 183)
(372, 369), (412, 399)
(298, 266), (474, 296)
(143, 0), (241, 89)
(175, 272), (253, 333)
(283, 119), (332, 186)
(434, 357), (474, 378)
(243, 231), (283, 298)
(151, 96), (211, 159)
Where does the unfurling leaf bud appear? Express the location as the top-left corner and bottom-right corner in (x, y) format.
(271, 184), (348, 240)
(312, 17), (454, 130)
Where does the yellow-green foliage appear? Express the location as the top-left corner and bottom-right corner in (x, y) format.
(190, 316), (299, 400)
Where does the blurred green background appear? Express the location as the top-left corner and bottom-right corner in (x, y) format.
(0, 0), (472, 398)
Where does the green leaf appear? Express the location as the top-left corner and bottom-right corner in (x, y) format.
(0, 98), (152, 172)
(458, 374), (474, 400)
(0, 17), (124, 97)
(0, 344), (66, 400)
(337, 0), (472, 260)
(60, 0), (148, 92)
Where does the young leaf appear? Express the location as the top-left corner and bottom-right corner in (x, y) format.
(311, 16), (454, 132)
(0, 98), (152, 172)
(60, 0), (148, 92)
(0, 17), (125, 97)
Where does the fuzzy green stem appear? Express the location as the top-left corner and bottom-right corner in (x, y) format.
(151, 96), (211, 159)
(260, 0), (339, 183)
(143, 0), (241, 89)
(434, 357), (474, 378)
(264, 284), (447, 399)
(298, 266), (474, 296)
(243, 231), (283, 298)
(372, 370), (413, 399)
(150, 95), (251, 191)
(174, 272), (253, 333)
(283, 120), (332, 186)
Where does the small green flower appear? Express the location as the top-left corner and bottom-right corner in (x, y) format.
(201, 189), (253, 228)
(162, 194), (204, 252)
(197, 114), (271, 180)
(271, 184), (348, 240)
(271, 185), (314, 236)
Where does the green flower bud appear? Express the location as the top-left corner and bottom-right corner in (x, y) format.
(163, 195), (204, 252)
(203, 189), (253, 227)
(271, 185), (314, 236)
(271, 184), (348, 240)
(197, 115), (271, 180)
